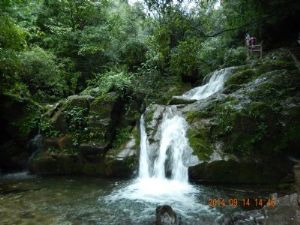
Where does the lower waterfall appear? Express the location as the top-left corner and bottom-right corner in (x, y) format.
(105, 67), (233, 219)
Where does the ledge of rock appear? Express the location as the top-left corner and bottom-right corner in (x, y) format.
(168, 96), (196, 105)
(188, 159), (294, 184)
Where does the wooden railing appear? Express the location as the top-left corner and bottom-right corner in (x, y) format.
(247, 42), (263, 59)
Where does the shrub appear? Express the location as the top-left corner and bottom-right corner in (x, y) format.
(170, 38), (200, 82)
(120, 40), (148, 72)
(224, 47), (247, 67)
(87, 70), (134, 96)
(19, 47), (67, 102)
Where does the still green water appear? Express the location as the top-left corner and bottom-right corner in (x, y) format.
(0, 172), (291, 225)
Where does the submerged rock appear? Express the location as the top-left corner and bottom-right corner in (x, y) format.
(156, 205), (180, 225)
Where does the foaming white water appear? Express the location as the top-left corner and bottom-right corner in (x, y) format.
(138, 115), (150, 178)
(152, 108), (190, 181)
(105, 108), (208, 217)
(106, 177), (207, 215)
(183, 67), (234, 100)
(0, 171), (35, 180)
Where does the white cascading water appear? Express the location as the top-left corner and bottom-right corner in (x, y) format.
(138, 115), (150, 179)
(182, 67), (234, 100)
(105, 67), (232, 216)
(143, 107), (190, 182)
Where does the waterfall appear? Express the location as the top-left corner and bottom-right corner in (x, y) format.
(140, 107), (191, 182)
(153, 108), (190, 182)
(139, 115), (150, 178)
(182, 67), (234, 100)
(106, 67), (233, 213)
(138, 67), (235, 183)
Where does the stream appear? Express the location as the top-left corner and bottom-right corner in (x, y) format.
(0, 173), (288, 225)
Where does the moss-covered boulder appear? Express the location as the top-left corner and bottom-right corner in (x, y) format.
(29, 88), (142, 177)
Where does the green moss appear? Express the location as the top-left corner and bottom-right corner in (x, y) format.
(225, 68), (258, 87)
(89, 92), (118, 117)
(187, 128), (212, 161)
(186, 110), (210, 123)
(112, 127), (132, 149)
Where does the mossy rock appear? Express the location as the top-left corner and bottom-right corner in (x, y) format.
(189, 159), (293, 184)
(224, 68), (258, 87)
(187, 127), (212, 161)
(105, 155), (137, 178)
(65, 95), (93, 110)
(29, 150), (107, 176)
(89, 92), (118, 117)
(168, 96), (197, 105)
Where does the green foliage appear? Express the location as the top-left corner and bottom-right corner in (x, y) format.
(19, 47), (67, 102)
(120, 40), (148, 72)
(113, 127), (132, 149)
(197, 37), (227, 77)
(224, 47), (247, 67)
(170, 38), (200, 82)
(0, 15), (26, 50)
(65, 106), (88, 145)
(66, 106), (88, 132)
(88, 70), (134, 96)
(39, 116), (61, 137)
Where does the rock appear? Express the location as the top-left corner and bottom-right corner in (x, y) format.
(105, 137), (138, 178)
(189, 159), (293, 184)
(79, 143), (107, 155)
(218, 193), (300, 225)
(156, 205), (180, 225)
(168, 96), (196, 105)
(28, 150), (107, 176)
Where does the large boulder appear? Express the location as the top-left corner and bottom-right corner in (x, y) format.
(29, 89), (142, 177)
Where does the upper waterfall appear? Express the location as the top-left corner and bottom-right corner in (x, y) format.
(182, 67), (235, 100)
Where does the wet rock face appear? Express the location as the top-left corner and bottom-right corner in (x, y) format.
(156, 205), (180, 225)
(218, 193), (300, 225)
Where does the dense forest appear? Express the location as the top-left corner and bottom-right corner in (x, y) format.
(1, 0), (300, 224)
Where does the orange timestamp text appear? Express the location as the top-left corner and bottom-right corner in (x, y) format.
(208, 197), (276, 208)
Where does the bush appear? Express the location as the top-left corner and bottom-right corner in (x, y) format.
(224, 47), (247, 67)
(198, 37), (226, 76)
(0, 15), (26, 51)
(170, 38), (200, 82)
(19, 47), (68, 102)
(120, 40), (147, 72)
(87, 70), (134, 96)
